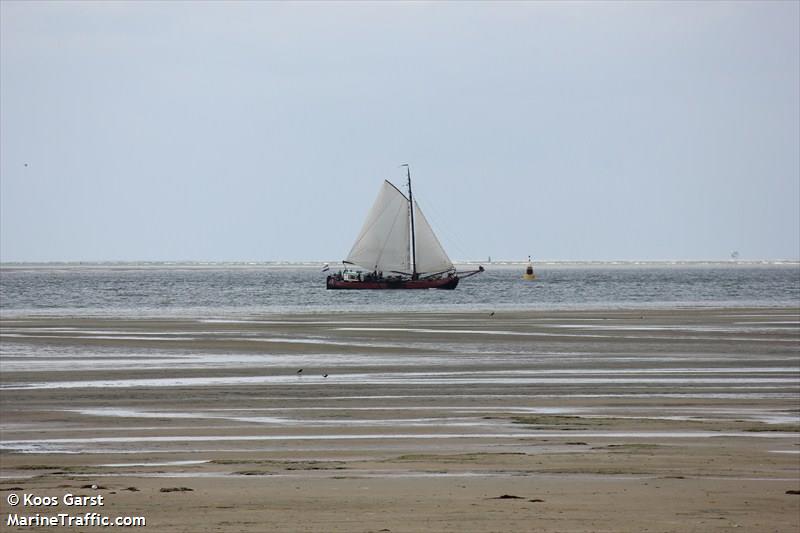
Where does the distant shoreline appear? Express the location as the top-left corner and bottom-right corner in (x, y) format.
(2, 260), (799, 269)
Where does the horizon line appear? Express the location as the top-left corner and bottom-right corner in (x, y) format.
(2, 259), (799, 266)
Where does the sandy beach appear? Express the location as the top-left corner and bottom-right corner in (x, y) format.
(1, 307), (798, 532)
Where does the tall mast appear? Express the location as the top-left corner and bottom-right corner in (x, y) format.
(402, 164), (417, 278)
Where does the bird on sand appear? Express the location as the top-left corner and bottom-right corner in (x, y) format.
(323, 373), (328, 378)
(489, 312), (495, 317)
(296, 369), (303, 375)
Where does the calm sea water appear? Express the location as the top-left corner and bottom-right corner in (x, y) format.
(1, 262), (798, 317)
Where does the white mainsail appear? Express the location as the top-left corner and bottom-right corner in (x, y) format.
(413, 202), (454, 274)
(345, 181), (411, 273)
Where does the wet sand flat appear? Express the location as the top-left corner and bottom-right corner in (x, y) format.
(1, 307), (799, 532)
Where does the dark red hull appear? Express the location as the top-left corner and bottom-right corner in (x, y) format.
(327, 276), (459, 290)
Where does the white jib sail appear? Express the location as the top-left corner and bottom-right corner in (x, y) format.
(413, 202), (454, 274)
(345, 181), (411, 273)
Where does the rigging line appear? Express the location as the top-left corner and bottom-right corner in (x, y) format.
(414, 195), (473, 262)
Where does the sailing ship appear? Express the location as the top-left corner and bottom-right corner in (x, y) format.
(522, 256), (536, 281)
(326, 165), (483, 290)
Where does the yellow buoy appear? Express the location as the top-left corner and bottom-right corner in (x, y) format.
(522, 256), (536, 280)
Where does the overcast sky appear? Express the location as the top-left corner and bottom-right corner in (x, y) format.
(1, 1), (798, 262)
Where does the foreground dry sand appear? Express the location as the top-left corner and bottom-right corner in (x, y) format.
(1, 308), (798, 532)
